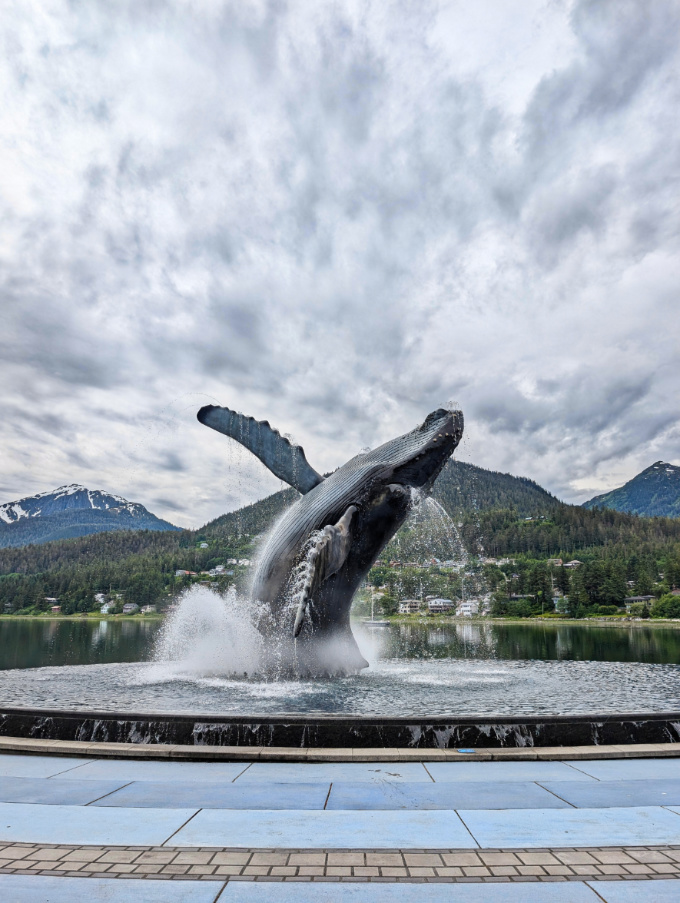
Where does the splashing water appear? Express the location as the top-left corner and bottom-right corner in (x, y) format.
(150, 586), (267, 677)
(404, 489), (468, 567)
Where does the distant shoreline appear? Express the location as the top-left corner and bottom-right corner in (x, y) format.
(372, 615), (680, 630)
(0, 614), (164, 621)
(1, 613), (679, 630)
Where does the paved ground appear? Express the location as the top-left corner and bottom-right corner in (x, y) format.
(0, 752), (679, 900)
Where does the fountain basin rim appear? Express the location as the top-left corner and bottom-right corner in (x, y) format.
(2, 704), (680, 724)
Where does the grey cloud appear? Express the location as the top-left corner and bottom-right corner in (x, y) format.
(158, 452), (186, 472)
(153, 496), (187, 513)
(0, 0), (679, 524)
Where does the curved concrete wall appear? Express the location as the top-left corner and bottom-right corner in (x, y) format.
(1, 706), (680, 748)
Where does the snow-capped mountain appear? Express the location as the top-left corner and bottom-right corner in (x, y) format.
(583, 462), (680, 518)
(0, 485), (179, 548)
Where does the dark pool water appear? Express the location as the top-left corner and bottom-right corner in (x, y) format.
(0, 619), (678, 716)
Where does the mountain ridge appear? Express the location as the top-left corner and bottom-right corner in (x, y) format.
(0, 484), (180, 549)
(583, 461), (680, 519)
(196, 458), (561, 543)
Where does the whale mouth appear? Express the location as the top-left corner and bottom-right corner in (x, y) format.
(390, 409), (464, 489)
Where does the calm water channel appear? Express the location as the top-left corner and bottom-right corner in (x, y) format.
(0, 618), (679, 716)
(1, 618), (680, 670)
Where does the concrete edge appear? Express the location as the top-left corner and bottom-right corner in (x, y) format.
(1, 736), (679, 762)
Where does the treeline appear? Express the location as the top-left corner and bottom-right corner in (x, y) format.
(0, 530), (256, 615)
(433, 460), (559, 517)
(198, 488), (298, 541)
(486, 548), (680, 619)
(464, 504), (680, 558)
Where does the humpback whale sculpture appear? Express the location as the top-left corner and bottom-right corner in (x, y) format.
(197, 404), (464, 676)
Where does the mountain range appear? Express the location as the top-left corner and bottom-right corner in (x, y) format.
(1, 457), (678, 553)
(583, 462), (680, 518)
(199, 459), (560, 544)
(0, 484), (179, 549)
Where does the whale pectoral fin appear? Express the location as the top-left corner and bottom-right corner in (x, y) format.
(197, 405), (324, 494)
(293, 505), (357, 638)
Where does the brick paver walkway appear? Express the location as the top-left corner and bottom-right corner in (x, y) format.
(2, 843), (680, 883)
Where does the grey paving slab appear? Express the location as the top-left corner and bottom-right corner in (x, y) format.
(543, 778), (680, 808)
(58, 757), (252, 782)
(459, 805), (680, 848)
(0, 775), (129, 805)
(0, 754), (92, 779)
(0, 801), (198, 845)
(94, 780), (330, 809)
(0, 874), (223, 902)
(574, 758), (680, 782)
(172, 808), (477, 848)
(235, 762), (431, 783)
(426, 760), (596, 782)
(327, 779), (570, 810)
(219, 880), (599, 901)
(589, 879), (680, 903)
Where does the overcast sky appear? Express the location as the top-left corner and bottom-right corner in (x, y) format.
(1, 0), (679, 528)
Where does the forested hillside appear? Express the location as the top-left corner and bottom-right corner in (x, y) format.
(1, 457), (679, 616)
(464, 505), (680, 558)
(434, 460), (559, 517)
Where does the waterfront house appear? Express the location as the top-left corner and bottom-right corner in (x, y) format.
(624, 595), (654, 611)
(456, 600), (480, 617)
(122, 603), (139, 615)
(427, 598), (454, 613)
(398, 599), (422, 614)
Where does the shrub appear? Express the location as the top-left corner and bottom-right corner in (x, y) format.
(505, 599), (533, 618)
(650, 595), (680, 619)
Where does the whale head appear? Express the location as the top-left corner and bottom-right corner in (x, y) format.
(369, 407), (464, 491)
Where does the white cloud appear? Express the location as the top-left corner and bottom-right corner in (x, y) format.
(1, 0), (679, 526)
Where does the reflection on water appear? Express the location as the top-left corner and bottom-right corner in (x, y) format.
(0, 619), (157, 670)
(2, 618), (680, 670)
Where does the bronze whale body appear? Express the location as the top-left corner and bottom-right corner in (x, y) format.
(197, 404), (463, 676)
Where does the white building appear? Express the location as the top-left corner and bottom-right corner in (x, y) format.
(398, 600), (421, 614)
(140, 605), (157, 614)
(457, 600), (480, 617)
(100, 602), (115, 614)
(427, 598), (454, 613)
(238, 559), (251, 567)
